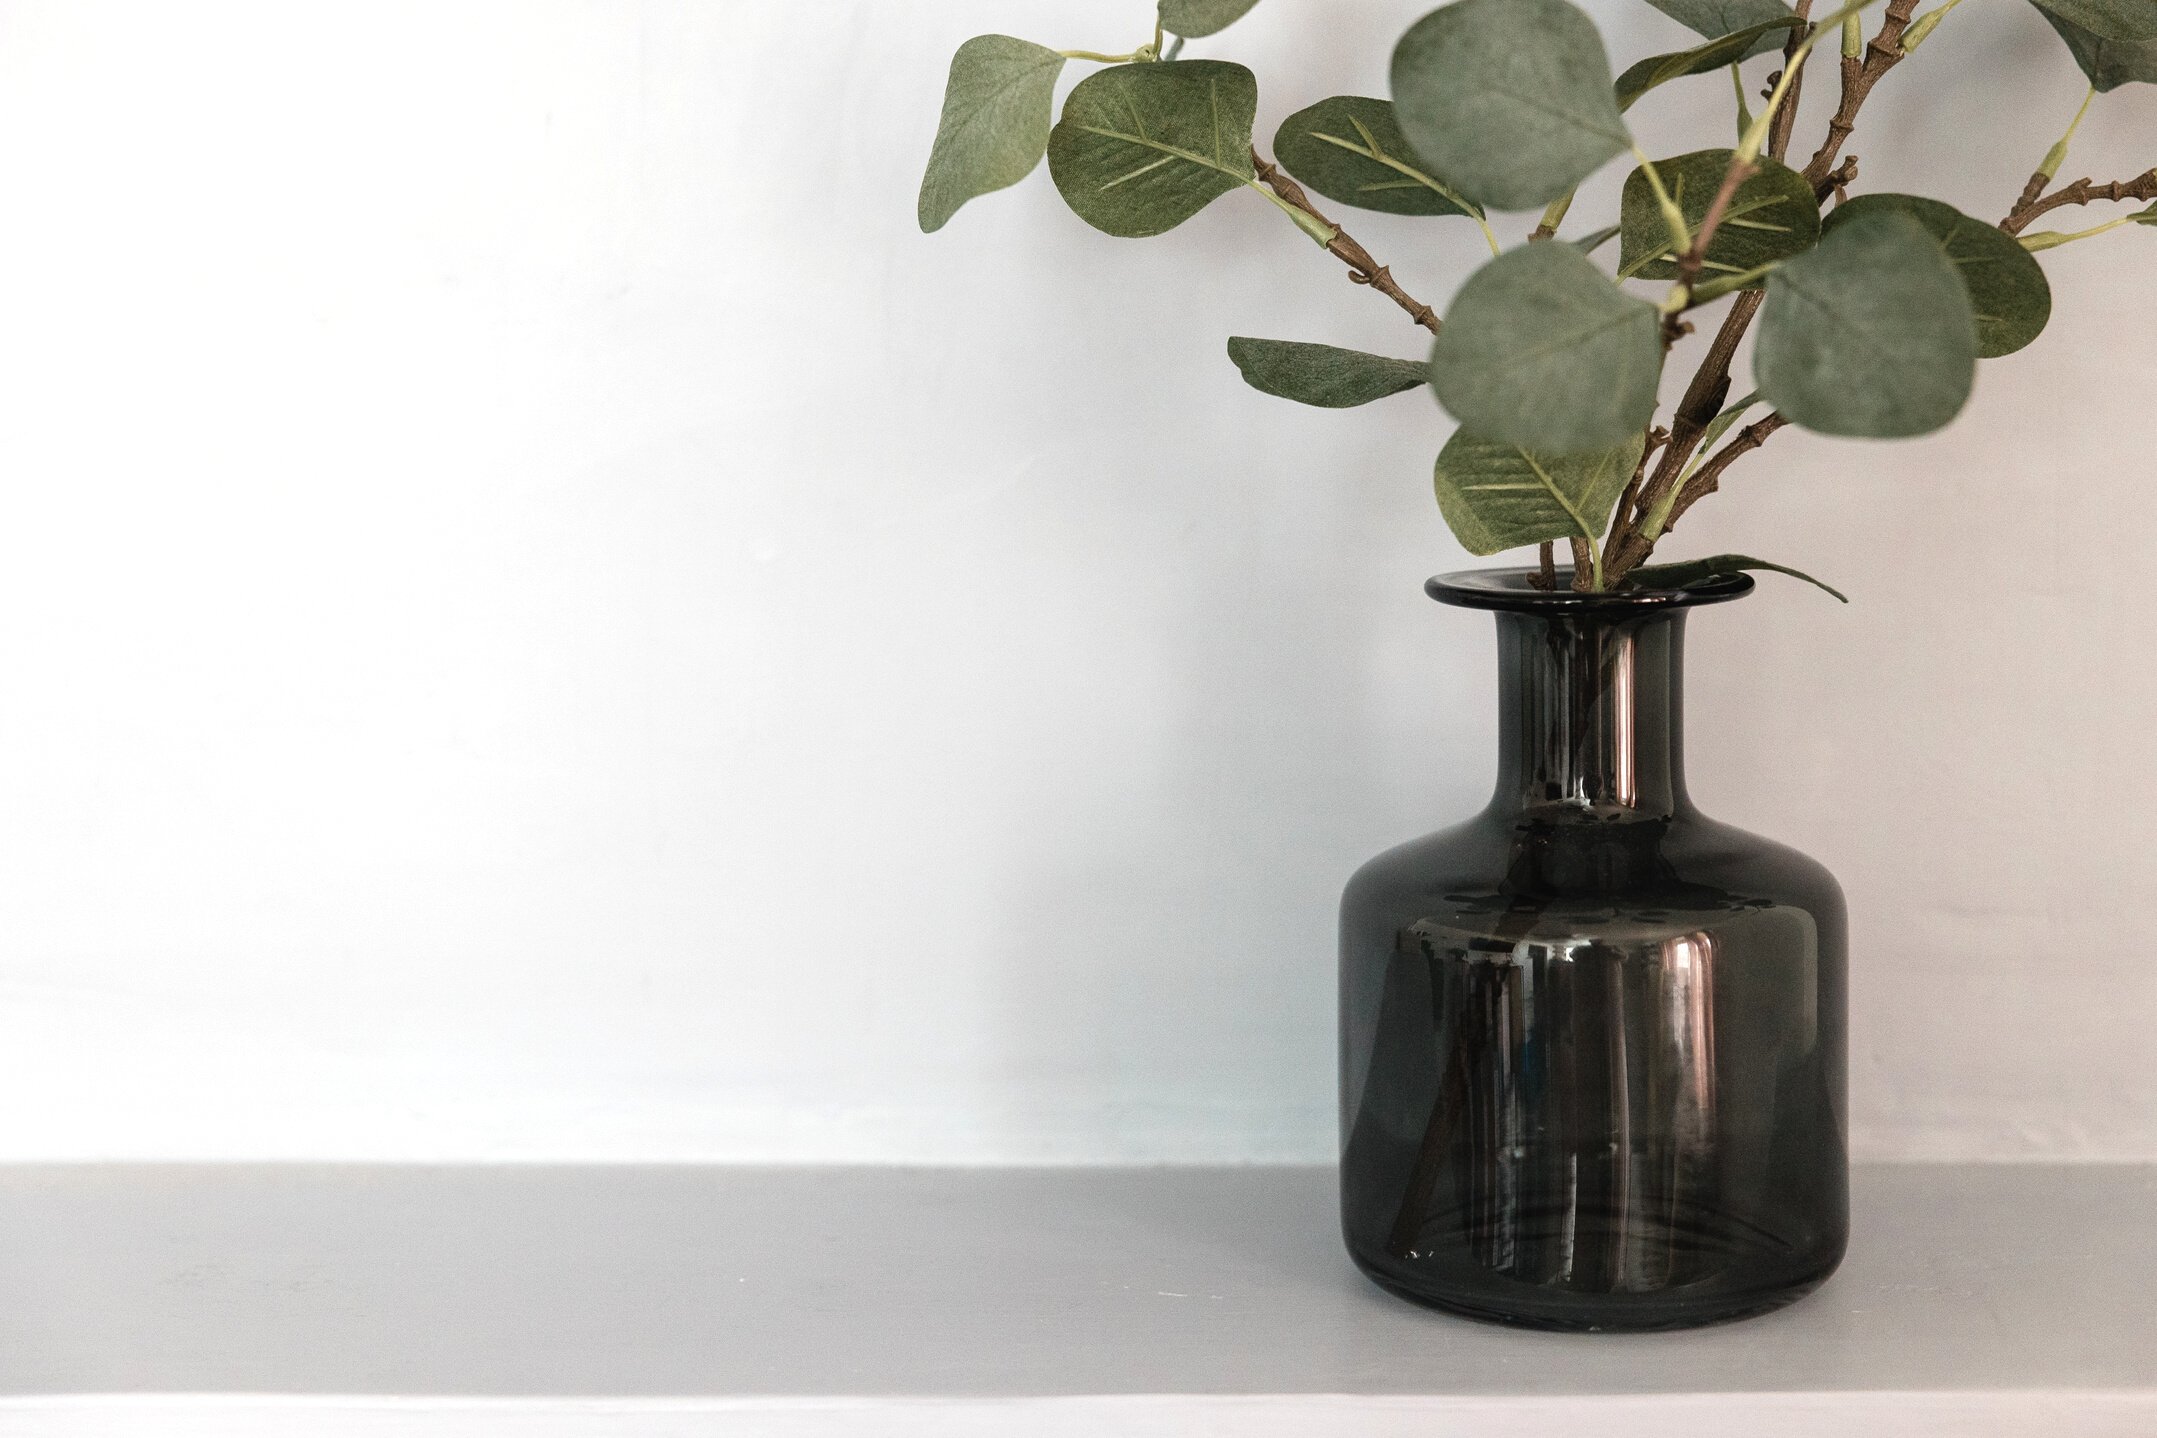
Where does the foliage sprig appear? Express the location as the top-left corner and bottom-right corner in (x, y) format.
(918, 0), (2155, 595)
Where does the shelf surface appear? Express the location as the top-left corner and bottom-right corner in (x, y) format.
(0, 1163), (2150, 1429)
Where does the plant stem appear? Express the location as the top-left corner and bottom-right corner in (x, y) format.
(1250, 149), (1444, 335)
(1802, 0), (1923, 188)
(2001, 167), (2157, 235)
(1570, 537), (1602, 592)
(1632, 147), (1694, 257)
(1742, 0), (1881, 168)
(1605, 0), (1923, 586)
(1656, 413), (1791, 538)
(1767, 0), (1817, 162)
(1662, 0), (1870, 316)
(1531, 192), (1575, 241)
(1059, 46), (1158, 63)
(2000, 84), (2111, 229)
(2018, 213), (2144, 250)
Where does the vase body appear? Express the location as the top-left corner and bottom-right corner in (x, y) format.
(1339, 570), (1847, 1330)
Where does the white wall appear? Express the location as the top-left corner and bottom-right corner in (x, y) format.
(0, 0), (2149, 1163)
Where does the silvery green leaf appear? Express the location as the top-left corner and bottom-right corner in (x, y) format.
(1272, 96), (1481, 218)
(1697, 389), (1762, 455)
(1160, 0), (1262, 38)
(1571, 224), (1623, 254)
(1432, 430), (1646, 555)
(918, 37), (1067, 233)
(1428, 241), (1665, 454)
(1618, 149), (1820, 283)
(1824, 194), (2053, 358)
(1047, 62), (1257, 238)
(2027, 0), (2157, 90)
(1627, 553), (1847, 600)
(1640, 0), (1797, 49)
(1226, 339), (1432, 408)
(1390, 0), (1630, 211)
(1754, 209), (1978, 438)
(1614, 16), (1807, 110)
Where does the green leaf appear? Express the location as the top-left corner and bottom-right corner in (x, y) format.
(918, 37), (1067, 233)
(1272, 96), (1482, 218)
(1226, 338), (1432, 408)
(1160, 0), (1262, 38)
(1390, 0), (1631, 212)
(1824, 194), (2053, 358)
(2136, 202), (2157, 224)
(1614, 16), (1807, 110)
(1641, 0), (1797, 50)
(1697, 389), (1762, 453)
(1571, 223), (1623, 254)
(1047, 62), (1258, 238)
(1433, 430), (1646, 555)
(1754, 208), (1978, 439)
(1617, 149), (1821, 283)
(1626, 553), (1848, 601)
(1429, 241), (1666, 454)
(2028, 0), (2157, 91)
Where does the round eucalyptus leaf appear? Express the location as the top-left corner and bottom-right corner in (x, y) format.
(1432, 429), (1645, 555)
(917, 37), (1067, 233)
(1227, 338), (1432, 408)
(1429, 241), (1665, 454)
(1160, 0), (1263, 39)
(1824, 193), (2052, 358)
(1618, 149), (1821, 284)
(2028, 0), (2157, 91)
(1272, 96), (1480, 218)
(1755, 209), (1978, 439)
(1390, 0), (1630, 212)
(1641, 0), (1796, 50)
(1048, 61), (1258, 238)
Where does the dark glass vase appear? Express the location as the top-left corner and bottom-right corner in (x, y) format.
(1339, 569), (1847, 1331)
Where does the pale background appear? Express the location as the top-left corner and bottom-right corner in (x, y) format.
(0, 0), (2147, 1164)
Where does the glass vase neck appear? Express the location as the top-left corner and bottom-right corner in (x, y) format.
(1426, 568), (1754, 823)
(1490, 607), (1688, 819)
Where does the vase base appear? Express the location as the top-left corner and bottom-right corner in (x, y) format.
(1348, 1248), (1841, 1333)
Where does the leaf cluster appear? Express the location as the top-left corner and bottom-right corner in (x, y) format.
(918, 0), (2153, 595)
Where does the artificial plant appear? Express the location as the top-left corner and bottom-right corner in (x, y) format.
(917, 0), (2156, 593)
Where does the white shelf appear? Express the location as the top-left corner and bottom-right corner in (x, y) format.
(0, 1164), (2150, 1436)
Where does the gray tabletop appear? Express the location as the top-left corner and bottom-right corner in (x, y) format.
(0, 1163), (2149, 1399)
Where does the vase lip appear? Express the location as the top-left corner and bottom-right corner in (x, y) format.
(1427, 566), (1755, 614)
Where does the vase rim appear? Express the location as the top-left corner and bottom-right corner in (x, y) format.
(1427, 566), (1754, 614)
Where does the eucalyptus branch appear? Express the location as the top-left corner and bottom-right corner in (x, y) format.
(1569, 537), (1600, 593)
(1606, 0), (1915, 585)
(1658, 412), (1792, 537)
(2001, 169), (2157, 236)
(1605, 291), (1764, 584)
(1802, 0), (1922, 189)
(1816, 154), (1859, 202)
(923, 0), (2140, 601)
(1672, 0), (1871, 307)
(2007, 86), (2097, 219)
(2020, 212), (2153, 251)
(1766, 0), (1817, 162)
(1251, 148), (1443, 335)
